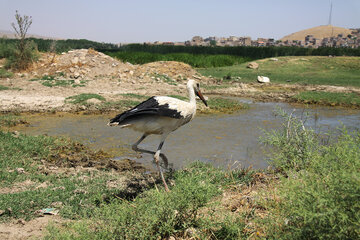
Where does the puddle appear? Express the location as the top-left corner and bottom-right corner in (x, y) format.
(14, 101), (360, 170)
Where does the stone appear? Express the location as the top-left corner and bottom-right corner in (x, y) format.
(270, 58), (279, 61)
(73, 71), (80, 79)
(247, 62), (259, 69)
(16, 168), (25, 174)
(69, 67), (75, 73)
(129, 70), (134, 75)
(71, 57), (79, 64)
(257, 76), (270, 83)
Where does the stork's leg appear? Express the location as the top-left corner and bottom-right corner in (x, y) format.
(154, 140), (170, 192)
(132, 134), (148, 151)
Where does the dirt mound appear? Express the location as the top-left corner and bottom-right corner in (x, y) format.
(27, 49), (201, 84)
(281, 25), (352, 41)
(135, 61), (200, 81)
(29, 49), (136, 80)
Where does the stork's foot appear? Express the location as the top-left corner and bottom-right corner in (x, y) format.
(131, 144), (139, 151)
(154, 151), (170, 192)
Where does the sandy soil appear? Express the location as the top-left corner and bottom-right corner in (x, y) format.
(0, 215), (64, 240)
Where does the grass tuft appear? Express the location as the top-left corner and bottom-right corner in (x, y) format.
(65, 93), (106, 105)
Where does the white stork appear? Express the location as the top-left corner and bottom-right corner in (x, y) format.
(108, 79), (208, 191)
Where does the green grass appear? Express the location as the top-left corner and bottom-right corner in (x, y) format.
(293, 91), (360, 107)
(45, 162), (255, 239)
(198, 56), (360, 87)
(0, 130), (122, 221)
(30, 75), (87, 88)
(0, 114), (26, 128)
(0, 84), (9, 90)
(153, 73), (177, 85)
(0, 68), (13, 78)
(202, 97), (249, 114)
(106, 51), (251, 68)
(65, 93), (106, 105)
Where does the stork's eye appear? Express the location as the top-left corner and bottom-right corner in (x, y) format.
(196, 83), (200, 88)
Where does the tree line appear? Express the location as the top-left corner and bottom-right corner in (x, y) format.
(103, 43), (360, 59)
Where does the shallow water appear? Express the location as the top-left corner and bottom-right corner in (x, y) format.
(16, 100), (360, 170)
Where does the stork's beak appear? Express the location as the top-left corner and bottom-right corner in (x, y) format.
(196, 89), (208, 107)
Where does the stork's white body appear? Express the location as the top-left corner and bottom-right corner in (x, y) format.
(108, 80), (207, 191)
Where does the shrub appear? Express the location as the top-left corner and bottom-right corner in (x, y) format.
(260, 108), (318, 172)
(267, 129), (360, 239)
(6, 11), (39, 70)
(262, 109), (360, 239)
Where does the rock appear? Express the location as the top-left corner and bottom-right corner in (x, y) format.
(17, 219), (26, 225)
(12, 131), (20, 138)
(16, 168), (25, 174)
(129, 70), (134, 75)
(69, 67), (75, 73)
(0, 210), (5, 216)
(71, 57), (79, 65)
(247, 62), (259, 69)
(73, 71), (80, 79)
(257, 76), (270, 83)
(270, 58), (279, 61)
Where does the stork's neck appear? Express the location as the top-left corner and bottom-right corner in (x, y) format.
(187, 85), (196, 106)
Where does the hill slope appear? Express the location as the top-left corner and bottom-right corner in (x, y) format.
(281, 25), (352, 41)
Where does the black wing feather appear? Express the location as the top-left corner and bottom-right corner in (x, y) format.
(109, 97), (182, 124)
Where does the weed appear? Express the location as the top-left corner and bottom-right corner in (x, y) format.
(260, 108), (317, 172)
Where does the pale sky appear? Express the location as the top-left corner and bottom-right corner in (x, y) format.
(1, 0), (359, 43)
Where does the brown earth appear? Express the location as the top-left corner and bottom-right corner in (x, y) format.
(1, 48), (359, 113)
(0, 215), (65, 240)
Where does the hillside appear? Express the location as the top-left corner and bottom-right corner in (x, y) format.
(281, 25), (352, 41)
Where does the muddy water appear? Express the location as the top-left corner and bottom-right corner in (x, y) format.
(16, 100), (360, 170)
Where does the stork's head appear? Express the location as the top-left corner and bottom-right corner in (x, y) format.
(187, 79), (208, 107)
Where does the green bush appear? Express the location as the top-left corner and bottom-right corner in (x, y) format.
(262, 109), (360, 239)
(5, 40), (39, 70)
(268, 129), (360, 239)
